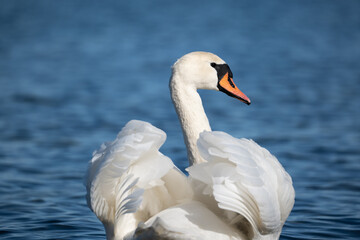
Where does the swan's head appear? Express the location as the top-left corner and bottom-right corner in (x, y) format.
(171, 51), (251, 105)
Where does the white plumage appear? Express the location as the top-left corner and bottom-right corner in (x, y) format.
(86, 52), (295, 240)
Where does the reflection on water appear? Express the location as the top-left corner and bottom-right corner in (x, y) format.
(0, 0), (359, 239)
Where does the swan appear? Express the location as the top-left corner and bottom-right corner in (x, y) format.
(85, 51), (295, 240)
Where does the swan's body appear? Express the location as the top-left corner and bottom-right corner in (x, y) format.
(86, 52), (295, 240)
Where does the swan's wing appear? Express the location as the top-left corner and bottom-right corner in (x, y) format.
(85, 120), (192, 238)
(188, 131), (295, 235)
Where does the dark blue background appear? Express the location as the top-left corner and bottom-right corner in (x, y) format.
(0, 0), (359, 239)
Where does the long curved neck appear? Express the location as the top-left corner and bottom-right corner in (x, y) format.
(170, 73), (211, 166)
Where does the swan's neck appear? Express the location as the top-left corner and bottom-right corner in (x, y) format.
(170, 74), (211, 166)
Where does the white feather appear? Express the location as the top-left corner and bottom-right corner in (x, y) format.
(188, 131), (295, 236)
(86, 120), (192, 239)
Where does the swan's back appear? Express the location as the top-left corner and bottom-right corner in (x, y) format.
(85, 121), (294, 240)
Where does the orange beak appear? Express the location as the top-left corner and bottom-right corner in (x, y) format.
(218, 72), (251, 105)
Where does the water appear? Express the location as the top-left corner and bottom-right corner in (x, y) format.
(0, 0), (359, 239)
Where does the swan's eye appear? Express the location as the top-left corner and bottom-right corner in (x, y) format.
(211, 63), (233, 81)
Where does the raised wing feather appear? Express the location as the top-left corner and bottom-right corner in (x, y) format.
(85, 120), (192, 238)
(188, 131), (295, 235)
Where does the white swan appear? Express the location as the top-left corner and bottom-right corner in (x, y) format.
(86, 52), (295, 240)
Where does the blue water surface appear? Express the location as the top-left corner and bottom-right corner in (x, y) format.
(0, 0), (359, 239)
